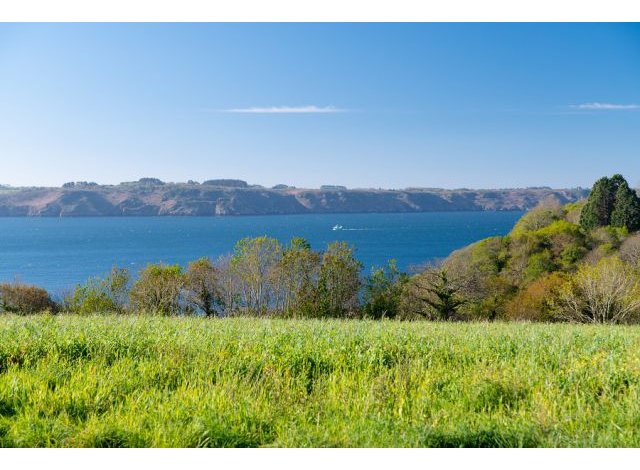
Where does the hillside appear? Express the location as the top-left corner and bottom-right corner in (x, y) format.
(0, 180), (589, 216)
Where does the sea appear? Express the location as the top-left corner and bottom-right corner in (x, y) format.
(0, 211), (523, 294)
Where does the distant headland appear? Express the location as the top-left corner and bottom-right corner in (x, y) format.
(0, 178), (589, 217)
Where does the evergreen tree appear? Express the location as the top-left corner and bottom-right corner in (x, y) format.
(580, 174), (623, 230)
(611, 180), (640, 231)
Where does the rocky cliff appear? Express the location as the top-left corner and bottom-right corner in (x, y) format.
(0, 182), (589, 217)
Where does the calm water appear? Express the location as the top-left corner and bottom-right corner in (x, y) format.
(0, 212), (522, 294)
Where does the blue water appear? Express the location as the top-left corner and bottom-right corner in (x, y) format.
(0, 212), (522, 294)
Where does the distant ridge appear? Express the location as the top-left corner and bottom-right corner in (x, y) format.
(0, 178), (589, 217)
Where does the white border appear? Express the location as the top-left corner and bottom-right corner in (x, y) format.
(1, 0), (640, 22)
(1, 448), (639, 470)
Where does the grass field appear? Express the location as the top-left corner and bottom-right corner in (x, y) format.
(1, 315), (640, 447)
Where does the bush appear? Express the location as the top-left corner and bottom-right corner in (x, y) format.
(362, 260), (408, 319)
(0, 282), (56, 314)
(130, 264), (184, 315)
(184, 258), (223, 316)
(554, 257), (640, 324)
(505, 272), (566, 321)
(399, 268), (468, 321)
(66, 267), (130, 315)
(620, 234), (640, 268)
(316, 242), (362, 318)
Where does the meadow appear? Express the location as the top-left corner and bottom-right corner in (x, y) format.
(1, 315), (640, 447)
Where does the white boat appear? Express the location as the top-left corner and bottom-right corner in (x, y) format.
(332, 224), (343, 231)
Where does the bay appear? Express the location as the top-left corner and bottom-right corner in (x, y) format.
(0, 211), (523, 294)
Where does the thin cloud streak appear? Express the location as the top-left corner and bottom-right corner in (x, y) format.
(571, 102), (639, 110)
(223, 105), (347, 114)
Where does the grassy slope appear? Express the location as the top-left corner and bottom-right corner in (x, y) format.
(1, 315), (640, 447)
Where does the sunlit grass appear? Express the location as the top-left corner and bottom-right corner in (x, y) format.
(1, 315), (639, 447)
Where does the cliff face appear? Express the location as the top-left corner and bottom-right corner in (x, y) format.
(0, 184), (589, 217)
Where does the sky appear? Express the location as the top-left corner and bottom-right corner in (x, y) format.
(0, 23), (639, 189)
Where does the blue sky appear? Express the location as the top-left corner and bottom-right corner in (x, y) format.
(0, 23), (639, 189)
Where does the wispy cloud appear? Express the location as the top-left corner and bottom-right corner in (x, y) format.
(223, 105), (347, 114)
(570, 102), (640, 110)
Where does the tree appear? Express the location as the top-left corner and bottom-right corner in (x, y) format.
(130, 263), (184, 315)
(620, 234), (640, 268)
(0, 281), (57, 314)
(611, 180), (640, 231)
(580, 174), (639, 231)
(580, 175), (619, 230)
(184, 257), (223, 316)
(229, 237), (283, 315)
(362, 260), (408, 319)
(554, 257), (640, 324)
(317, 242), (362, 317)
(505, 272), (566, 322)
(276, 237), (321, 317)
(66, 267), (130, 314)
(400, 268), (467, 321)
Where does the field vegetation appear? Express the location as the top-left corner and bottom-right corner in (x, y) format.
(1, 316), (640, 447)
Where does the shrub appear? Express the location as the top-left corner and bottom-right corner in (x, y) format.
(554, 257), (640, 324)
(66, 267), (130, 314)
(362, 260), (408, 319)
(505, 272), (566, 321)
(316, 242), (362, 318)
(276, 238), (321, 318)
(510, 205), (563, 237)
(184, 258), (223, 316)
(523, 250), (556, 282)
(130, 264), (185, 315)
(399, 268), (467, 321)
(0, 282), (56, 314)
(229, 237), (283, 315)
(619, 234), (640, 268)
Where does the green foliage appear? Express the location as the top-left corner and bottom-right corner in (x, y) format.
(523, 250), (556, 283)
(184, 258), (223, 317)
(580, 174), (640, 231)
(277, 238), (321, 318)
(1, 316), (640, 447)
(66, 267), (130, 315)
(316, 242), (362, 318)
(129, 264), (184, 315)
(362, 260), (408, 319)
(611, 180), (640, 231)
(402, 269), (467, 321)
(229, 236), (283, 315)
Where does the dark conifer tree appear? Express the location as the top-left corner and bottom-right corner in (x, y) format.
(611, 180), (640, 231)
(580, 176), (617, 230)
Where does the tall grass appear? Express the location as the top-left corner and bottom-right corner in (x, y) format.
(1, 315), (640, 447)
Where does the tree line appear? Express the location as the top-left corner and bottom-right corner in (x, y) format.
(2, 174), (640, 324)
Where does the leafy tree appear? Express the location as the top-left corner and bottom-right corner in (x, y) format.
(277, 237), (321, 317)
(580, 174), (639, 231)
(317, 242), (362, 317)
(362, 259), (408, 319)
(0, 281), (57, 314)
(130, 263), (184, 315)
(401, 268), (467, 321)
(229, 236), (283, 315)
(505, 272), (566, 322)
(66, 267), (130, 314)
(184, 257), (223, 316)
(580, 176), (619, 230)
(554, 257), (640, 324)
(620, 234), (640, 268)
(611, 180), (640, 231)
